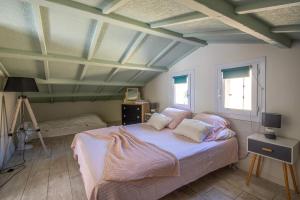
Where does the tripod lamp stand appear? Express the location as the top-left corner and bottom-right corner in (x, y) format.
(4, 77), (49, 155)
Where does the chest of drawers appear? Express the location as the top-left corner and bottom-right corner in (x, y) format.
(121, 103), (149, 125)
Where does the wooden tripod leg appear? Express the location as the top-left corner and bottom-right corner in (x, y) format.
(23, 97), (49, 156)
(256, 155), (262, 177)
(246, 154), (257, 185)
(283, 163), (291, 200)
(288, 164), (299, 194)
(9, 98), (22, 135)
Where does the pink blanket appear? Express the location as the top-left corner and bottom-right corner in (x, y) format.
(71, 126), (179, 182)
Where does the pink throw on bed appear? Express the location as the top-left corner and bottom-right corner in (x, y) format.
(71, 126), (179, 182)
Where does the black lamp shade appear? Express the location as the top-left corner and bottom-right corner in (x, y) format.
(4, 77), (39, 92)
(262, 112), (281, 128)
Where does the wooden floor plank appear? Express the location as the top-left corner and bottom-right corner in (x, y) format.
(21, 143), (50, 200)
(1, 135), (292, 200)
(47, 137), (72, 200)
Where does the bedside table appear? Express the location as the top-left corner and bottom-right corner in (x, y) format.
(246, 134), (299, 200)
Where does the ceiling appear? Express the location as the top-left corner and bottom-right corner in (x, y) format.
(0, 0), (299, 103)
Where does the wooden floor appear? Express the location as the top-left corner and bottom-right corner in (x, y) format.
(0, 135), (299, 200)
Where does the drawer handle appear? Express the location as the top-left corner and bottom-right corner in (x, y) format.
(137, 116), (140, 119)
(123, 115), (126, 117)
(137, 108), (140, 110)
(262, 147), (273, 153)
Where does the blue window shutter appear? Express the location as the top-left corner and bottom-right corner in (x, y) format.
(173, 75), (188, 84)
(221, 66), (250, 79)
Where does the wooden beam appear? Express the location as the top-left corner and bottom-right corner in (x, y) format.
(31, 2), (52, 98)
(0, 62), (10, 77)
(236, 0), (300, 14)
(146, 41), (178, 67)
(168, 46), (200, 69)
(25, 0), (207, 46)
(105, 68), (120, 82)
(0, 48), (168, 72)
(183, 29), (247, 38)
(26, 92), (122, 98)
(272, 24), (300, 33)
(92, 67), (120, 101)
(150, 12), (210, 28)
(74, 21), (104, 93)
(177, 0), (292, 48)
(119, 32), (147, 64)
(36, 78), (145, 87)
(102, 0), (130, 14)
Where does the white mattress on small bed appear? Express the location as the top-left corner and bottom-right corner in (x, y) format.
(38, 114), (107, 138)
(73, 124), (239, 200)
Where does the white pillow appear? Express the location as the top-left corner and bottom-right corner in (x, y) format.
(216, 128), (236, 140)
(173, 119), (213, 142)
(146, 113), (171, 130)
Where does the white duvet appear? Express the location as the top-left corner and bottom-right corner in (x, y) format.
(37, 114), (107, 138)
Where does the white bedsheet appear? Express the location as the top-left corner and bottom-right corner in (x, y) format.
(37, 114), (107, 138)
(73, 124), (239, 200)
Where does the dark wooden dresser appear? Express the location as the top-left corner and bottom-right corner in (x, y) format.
(121, 103), (149, 125)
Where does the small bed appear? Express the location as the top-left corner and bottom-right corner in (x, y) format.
(72, 123), (238, 200)
(38, 114), (107, 138)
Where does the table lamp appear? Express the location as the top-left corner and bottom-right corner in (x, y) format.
(262, 112), (281, 140)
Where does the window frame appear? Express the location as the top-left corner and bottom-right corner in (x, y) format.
(170, 69), (195, 111)
(217, 57), (266, 122)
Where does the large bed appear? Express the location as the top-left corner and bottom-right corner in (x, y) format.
(72, 123), (239, 200)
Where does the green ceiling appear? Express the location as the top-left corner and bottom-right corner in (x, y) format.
(0, 0), (299, 102)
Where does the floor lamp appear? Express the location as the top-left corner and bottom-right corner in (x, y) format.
(4, 77), (49, 155)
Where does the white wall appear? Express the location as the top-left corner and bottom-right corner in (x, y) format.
(143, 42), (300, 187)
(31, 100), (122, 123)
(0, 92), (17, 168)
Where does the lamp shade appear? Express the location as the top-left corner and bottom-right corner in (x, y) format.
(4, 77), (39, 92)
(262, 112), (281, 128)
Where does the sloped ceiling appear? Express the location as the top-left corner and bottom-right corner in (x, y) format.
(0, 0), (299, 102)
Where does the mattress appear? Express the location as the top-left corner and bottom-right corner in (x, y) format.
(36, 114), (107, 138)
(73, 124), (239, 200)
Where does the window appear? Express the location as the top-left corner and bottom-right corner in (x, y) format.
(218, 58), (265, 121)
(170, 70), (194, 111)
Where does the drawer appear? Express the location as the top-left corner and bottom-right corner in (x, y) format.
(122, 105), (142, 114)
(248, 139), (291, 163)
(122, 119), (141, 126)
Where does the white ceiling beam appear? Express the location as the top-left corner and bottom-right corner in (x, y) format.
(87, 21), (104, 60)
(150, 12), (210, 28)
(74, 21), (104, 93)
(272, 24), (300, 33)
(131, 41), (178, 82)
(168, 46), (200, 69)
(146, 41), (178, 67)
(92, 67), (120, 100)
(128, 71), (144, 82)
(102, 0), (130, 14)
(105, 68), (120, 82)
(177, 0), (292, 48)
(0, 62), (10, 77)
(119, 32), (147, 64)
(31, 2), (52, 98)
(36, 78), (144, 87)
(26, 92), (122, 98)
(183, 29), (247, 38)
(0, 48), (168, 72)
(25, 0), (207, 46)
(236, 0), (300, 14)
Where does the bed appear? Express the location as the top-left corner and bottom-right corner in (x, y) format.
(32, 114), (107, 138)
(72, 123), (239, 200)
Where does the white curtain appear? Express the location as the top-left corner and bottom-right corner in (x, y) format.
(0, 93), (15, 169)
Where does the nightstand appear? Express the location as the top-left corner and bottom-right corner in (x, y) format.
(246, 134), (299, 200)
